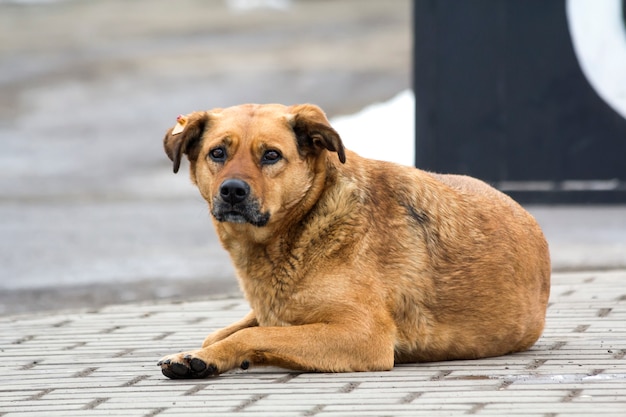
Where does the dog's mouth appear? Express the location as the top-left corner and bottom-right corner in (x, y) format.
(219, 211), (250, 224)
(211, 201), (270, 227)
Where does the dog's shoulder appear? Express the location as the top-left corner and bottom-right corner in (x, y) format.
(335, 154), (436, 223)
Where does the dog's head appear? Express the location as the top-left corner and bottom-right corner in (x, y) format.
(163, 104), (346, 232)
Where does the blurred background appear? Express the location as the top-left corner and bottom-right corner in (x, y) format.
(0, 0), (411, 314)
(414, 0), (626, 204)
(1, 0), (624, 316)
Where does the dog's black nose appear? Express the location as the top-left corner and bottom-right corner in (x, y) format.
(219, 179), (250, 204)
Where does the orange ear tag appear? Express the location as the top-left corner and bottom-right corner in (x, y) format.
(171, 114), (187, 135)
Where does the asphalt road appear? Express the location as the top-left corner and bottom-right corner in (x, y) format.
(0, 0), (412, 314)
(2, 1), (624, 317)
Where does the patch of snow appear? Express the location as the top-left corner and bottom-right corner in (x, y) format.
(331, 90), (415, 167)
(226, 0), (291, 12)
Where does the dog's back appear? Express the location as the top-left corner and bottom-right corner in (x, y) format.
(340, 157), (551, 362)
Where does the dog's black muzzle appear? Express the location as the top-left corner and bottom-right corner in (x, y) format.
(212, 179), (270, 227)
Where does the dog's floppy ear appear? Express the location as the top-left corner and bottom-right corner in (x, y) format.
(287, 104), (346, 164)
(163, 111), (209, 173)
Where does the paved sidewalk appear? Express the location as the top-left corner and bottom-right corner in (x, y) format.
(1, 271), (625, 416)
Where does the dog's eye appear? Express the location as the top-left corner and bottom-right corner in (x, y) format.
(261, 149), (282, 165)
(209, 147), (226, 162)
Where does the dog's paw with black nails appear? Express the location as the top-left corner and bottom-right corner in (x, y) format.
(157, 353), (218, 379)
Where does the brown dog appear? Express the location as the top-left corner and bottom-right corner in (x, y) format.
(158, 103), (550, 379)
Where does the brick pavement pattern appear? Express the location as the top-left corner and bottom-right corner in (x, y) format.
(1, 271), (625, 416)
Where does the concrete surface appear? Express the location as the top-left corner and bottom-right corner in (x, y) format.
(0, 270), (625, 416)
(528, 206), (626, 272)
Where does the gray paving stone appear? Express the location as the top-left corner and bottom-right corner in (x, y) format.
(0, 270), (625, 416)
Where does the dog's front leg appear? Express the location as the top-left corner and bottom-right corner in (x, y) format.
(201, 310), (258, 347)
(158, 322), (395, 379)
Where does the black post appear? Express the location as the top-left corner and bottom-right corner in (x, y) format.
(414, 0), (626, 203)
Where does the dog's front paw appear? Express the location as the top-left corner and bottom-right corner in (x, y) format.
(157, 352), (219, 379)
